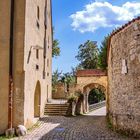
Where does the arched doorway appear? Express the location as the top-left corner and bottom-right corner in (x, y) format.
(34, 81), (41, 117)
(88, 88), (105, 105)
(83, 83), (106, 113)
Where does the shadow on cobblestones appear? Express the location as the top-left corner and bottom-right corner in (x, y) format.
(36, 116), (131, 140)
(23, 107), (135, 140)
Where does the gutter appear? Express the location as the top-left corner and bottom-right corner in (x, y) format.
(8, 0), (15, 129)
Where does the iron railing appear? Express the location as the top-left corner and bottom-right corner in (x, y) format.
(89, 101), (106, 112)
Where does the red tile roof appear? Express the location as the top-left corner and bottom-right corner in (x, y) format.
(107, 16), (140, 64)
(76, 69), (107, 77)
(110, 16), (140, 38)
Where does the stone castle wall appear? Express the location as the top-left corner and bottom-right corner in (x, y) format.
(52, 83), (76, 99)
(0, 0), (11, 134)
(23, 0), (52, 127)
(52, 76), (107, 102)
(12, 0), (26, 129)
(0, 0), (52, 133)
(76, 76), (107, 93)
(108, 20), (140, 136)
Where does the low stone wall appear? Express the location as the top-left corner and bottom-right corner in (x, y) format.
(52, 83), (76, 99)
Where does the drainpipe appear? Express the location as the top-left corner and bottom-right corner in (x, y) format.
(8, 0), (15, 129)
(43, 0), (47, 79)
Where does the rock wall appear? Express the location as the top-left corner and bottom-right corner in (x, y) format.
(108, 19), (140, 137)
(52, 83), (76, 99)
(76, 76), (107, 93)
(0, 0), (11, 134)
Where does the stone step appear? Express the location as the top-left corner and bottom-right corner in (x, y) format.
(45, 106), (69, 108)
(44, 112), (67, 115)
(44, 103), (69, 116)
(44, 109), (68, 111)
(44, 109), (67, 112)
(45, 108), (68, 111)
(45, 104), (69, 107)
(44, 113), (67, 116)
(44, 111), (67, 115)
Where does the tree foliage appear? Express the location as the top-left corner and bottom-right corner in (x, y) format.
(76, 40), (99, 69)
(60, 72), (75, 85)
(76, 36), (109, 70)
(98, 35), (109, 69)
(88, 88), (105, 104)
(52, 39), (60, 57)
(52, 69), (62, 86)
(52, 28), (60, 58)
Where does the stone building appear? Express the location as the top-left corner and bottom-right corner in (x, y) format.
(52, 70), (108, 113)
(108, 17), (140, 136)
(76, 69), (107, 113)
(0, 0), (52, 134)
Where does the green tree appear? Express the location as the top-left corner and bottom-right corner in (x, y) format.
(88, 88), (105, 104)
(98, 35), (109, 69)
(52, 69), (62, 86)
(76, 40), (99, 69)
(52, 39), (60, 57)
(60, 72), (76, 92)
(52, 28), (60, 58)
(52, 69), (62, 93)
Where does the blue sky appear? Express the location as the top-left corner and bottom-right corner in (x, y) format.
(52, 0), (140, 73)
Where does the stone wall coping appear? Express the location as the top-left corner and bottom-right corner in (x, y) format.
(76, 69), (107, 77)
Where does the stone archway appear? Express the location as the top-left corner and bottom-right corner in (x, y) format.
(34, 81), (41, 117)
(88, 88), (105, 105)
(83, 83), (106, 113)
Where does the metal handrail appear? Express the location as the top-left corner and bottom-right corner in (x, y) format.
(89, 101), (106, 112)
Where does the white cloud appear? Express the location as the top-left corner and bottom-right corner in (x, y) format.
(70, 1), (140, 33)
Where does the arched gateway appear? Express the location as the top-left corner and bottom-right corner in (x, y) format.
(76, 69), (108, 113)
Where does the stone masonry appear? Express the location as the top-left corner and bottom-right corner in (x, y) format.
(0, 0), (52, 134)
(108, 17), (140, 137)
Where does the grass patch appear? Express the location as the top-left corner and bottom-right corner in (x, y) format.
(0, 136), (7, 140)
(27, 121), (41, 132)
(106, 116), (113, 130)
(0, 135), (16, 140)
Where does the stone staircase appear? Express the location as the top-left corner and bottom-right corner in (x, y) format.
(44, 103), (69, 116)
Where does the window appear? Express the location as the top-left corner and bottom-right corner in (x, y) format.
(48, 36), (49, 49)
(37, 6), (40, 20)
(36, 6), (40, 29)
(43, 71), (46, 79)
(47, 59), (49, 67)
(36, 49), (39, 59)
(36, 65), (39, 70)
(36, 21), (40, 29)
(47, 72), (49, 76)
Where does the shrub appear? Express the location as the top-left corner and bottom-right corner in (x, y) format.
(67, 94), (78, 103)
(75, 90), (84, 101)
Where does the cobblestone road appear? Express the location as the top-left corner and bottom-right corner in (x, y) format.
(22, 107), (133, 140)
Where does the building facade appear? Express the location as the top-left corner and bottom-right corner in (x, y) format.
(108, 17), (140, 137)
(0, 0), (52, 134)
(76, 69), (108, 113)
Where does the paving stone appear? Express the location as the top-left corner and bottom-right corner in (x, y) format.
(20, 107), (134, 140)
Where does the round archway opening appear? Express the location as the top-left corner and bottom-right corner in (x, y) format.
(88, 88), (105, 105)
